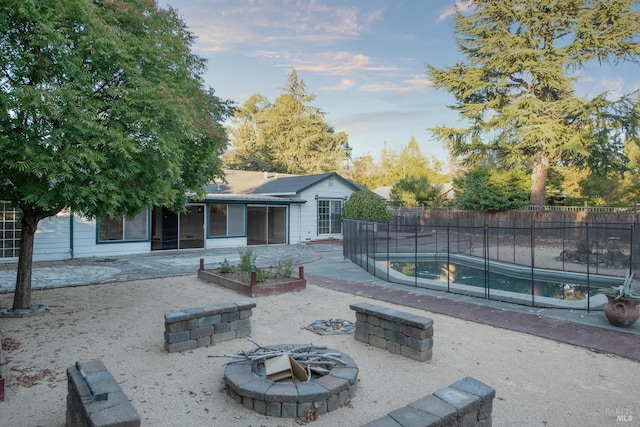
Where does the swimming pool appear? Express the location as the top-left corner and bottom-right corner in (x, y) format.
(376, 253), (620, 309)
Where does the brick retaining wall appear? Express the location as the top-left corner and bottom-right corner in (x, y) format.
(350, 302), (433, 362)
(362, 376), (495, 427)
(66, 359), (140, 427)
(164, 301), (256, 353)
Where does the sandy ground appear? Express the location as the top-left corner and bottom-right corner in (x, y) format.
(0, 275), (638, 427)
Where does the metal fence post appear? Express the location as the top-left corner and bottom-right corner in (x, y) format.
(414, 222), (418, 287)
(484, 224), (489, 299)
(530, 221), (535, 307)
(386, 221), (390, 282)
(447, 223), (451, 292)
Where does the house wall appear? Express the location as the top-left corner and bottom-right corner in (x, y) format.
(23, 178), (355, 262)
(298, 179), (353, 242)
(71, 215), (150, 259)
(32, 212), (73, 261)
(288, 203), (304, 244)
(205, 236), (247, 249)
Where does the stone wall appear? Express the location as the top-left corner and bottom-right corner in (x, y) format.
(66, 359), (140, 427)
(362, 376), (495, 427)
(164, 301), (256, 353)
(350, 302), (433, 362)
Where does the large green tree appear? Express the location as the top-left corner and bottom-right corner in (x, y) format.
(0, 0), (233, 309)
(453, 166), (530, 211)
(427, 0), (640, 206)
(389, 176), (444, 207)
(224, 94), (273, 171)
(225, 68), (351, 174)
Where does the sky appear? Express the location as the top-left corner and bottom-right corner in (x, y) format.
(161, 0), (640, 167)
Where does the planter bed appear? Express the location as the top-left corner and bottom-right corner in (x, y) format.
(198, 267), (306, 297)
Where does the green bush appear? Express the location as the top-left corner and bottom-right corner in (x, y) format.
(218, 258), (233, 273)
(342, 191), (392, 222)
(277, 256), (295, 277)
(239, 249), (257, 272)
(254, 269), (272, 283)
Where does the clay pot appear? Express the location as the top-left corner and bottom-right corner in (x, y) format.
(603, 295), (640, 328)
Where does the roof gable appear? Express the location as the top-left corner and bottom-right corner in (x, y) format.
(206, 170), (367, 196)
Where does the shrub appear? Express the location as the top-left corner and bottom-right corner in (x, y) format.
(254, 269), (271, 283)
(277, 256), (295, 277)
(342, 191), (392, 222)
(239, 249), (257, 272)
(218, 258), (233, 273)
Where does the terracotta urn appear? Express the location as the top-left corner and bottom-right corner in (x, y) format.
(603, 295), (640, 328)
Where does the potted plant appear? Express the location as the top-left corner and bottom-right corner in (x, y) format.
(598, 270), (640, 328)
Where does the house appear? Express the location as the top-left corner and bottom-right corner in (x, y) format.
(0, 171), (367, 262)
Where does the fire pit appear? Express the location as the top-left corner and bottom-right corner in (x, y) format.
(222, 344), (358, 419)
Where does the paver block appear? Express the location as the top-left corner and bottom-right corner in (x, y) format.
(388, 406), (440, 427)
(450, 376), (496, 403)
(408, 394), (457, 423)
(164, 311), (189, 323)
(433, 387), (480, 413)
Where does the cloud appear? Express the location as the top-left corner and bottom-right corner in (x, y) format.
(359, 75), (432, 93)
(321, 79), (356, 92)
(166, 0), (382, 53)
(292, 52), (402, 75)
(577, 74), (627, 100)
(437, 1), (474, 23)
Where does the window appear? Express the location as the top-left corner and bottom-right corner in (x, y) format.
(317, 199), (342, 235)
(209, 204), (245, 237)
(98, 211), (149, 242)
(1, 202), (20, 258)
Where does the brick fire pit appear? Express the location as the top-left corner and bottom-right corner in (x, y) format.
(223, 344), (358, 418)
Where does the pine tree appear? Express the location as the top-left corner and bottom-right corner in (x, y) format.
(427, 0), (640, 206)
(225, 68), (351, 174)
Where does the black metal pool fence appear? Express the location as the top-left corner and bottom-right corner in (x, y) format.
(343, 210), (640, 311)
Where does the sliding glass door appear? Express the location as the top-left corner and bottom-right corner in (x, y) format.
(247, 206), (287, 245)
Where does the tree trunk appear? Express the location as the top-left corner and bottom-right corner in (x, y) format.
(12, 204), (41, 310)
(530, 153), (550, 207)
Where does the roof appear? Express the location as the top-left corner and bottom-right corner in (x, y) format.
(204, 170), (367, 198)
(201, 193), (304, 204)
(373, 186), (392, 200)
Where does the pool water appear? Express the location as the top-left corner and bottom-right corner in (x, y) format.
(390, 259), (590, 301)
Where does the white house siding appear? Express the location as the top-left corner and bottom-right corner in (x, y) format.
(32, 211), (73, 261)
(288, 203), (304, 243)
(19, 174), (356, 262)
(299, 179), (352, 241)
(70, 215), (150, 259)
(205, 236), (247, 249)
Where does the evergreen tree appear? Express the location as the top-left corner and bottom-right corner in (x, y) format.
(389, 176), (444, 207)
(224, 94), (272, 171)
(225, 68), (351, 174)
(453, 166), (530, 212)
(427, 0), (640, 206)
